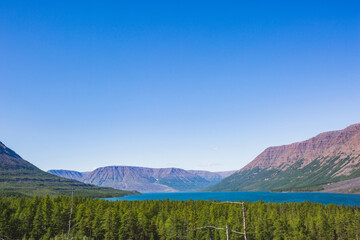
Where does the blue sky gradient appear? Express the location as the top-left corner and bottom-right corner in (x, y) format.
(1, 1), (360, 171)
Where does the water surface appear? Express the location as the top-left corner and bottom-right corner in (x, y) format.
(105, 191), (360, 206)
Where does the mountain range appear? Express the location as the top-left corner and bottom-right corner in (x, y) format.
(206, 123), (360, 193)
(2, 123), (360, 196)
(0, 141), (138, 197)
(48, 167), (235, 193)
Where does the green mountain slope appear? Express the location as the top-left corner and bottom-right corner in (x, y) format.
(0, 141), (138, 197)
(206, 124), (360, 193)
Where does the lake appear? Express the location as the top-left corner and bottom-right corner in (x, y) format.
(105, 191), (360, 206)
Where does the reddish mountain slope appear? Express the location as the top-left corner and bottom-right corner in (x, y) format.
(245, 123), (360, 173)
(206, 124), (360, 193)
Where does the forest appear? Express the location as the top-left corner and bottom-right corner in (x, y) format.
(0, 196), (359, 240)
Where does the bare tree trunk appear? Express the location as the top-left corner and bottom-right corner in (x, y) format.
(226, 224), (229, 240)
(242, 202), (247, 240)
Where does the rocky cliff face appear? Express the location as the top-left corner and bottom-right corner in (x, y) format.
(206, 123), (360, 193)
(243, 123), (360, 174)
(49, 166), (234, 193)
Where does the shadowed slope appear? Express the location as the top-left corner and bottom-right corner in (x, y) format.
(0, 141), (138, 197)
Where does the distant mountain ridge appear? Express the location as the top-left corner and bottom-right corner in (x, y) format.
(0, 141), (138, 197)
(49, 166), (235, 193)
(206, 123), (360, 193)
(47, 169), (89, 181)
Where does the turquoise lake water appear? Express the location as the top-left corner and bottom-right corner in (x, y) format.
(105, 191), (360, 206)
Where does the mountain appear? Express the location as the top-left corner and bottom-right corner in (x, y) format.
(206, 123), (360, 193)
(187, 170), (235, 182)
(49, 166), (235, 193)
(48, 169), (89, 181)
(0, 141), (138, 197)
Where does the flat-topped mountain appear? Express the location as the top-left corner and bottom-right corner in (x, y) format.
(206, 123), (360, 193)
(245, 123), (360, 172)
(49, 166), (235, 193)
(0, 141), (138, 197)
(48, 169), (89, 181)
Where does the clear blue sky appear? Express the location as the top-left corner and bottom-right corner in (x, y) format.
(1, 1), (359, 172)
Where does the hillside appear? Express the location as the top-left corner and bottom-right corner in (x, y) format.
(206, 123), (360, 193)
(187, 170), (235, 182)
(49, 166), (234, 193)
(0, 141), (138, 197)
(48, 169), (89, 181)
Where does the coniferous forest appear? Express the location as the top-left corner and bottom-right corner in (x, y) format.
(0, 196), (359, 240)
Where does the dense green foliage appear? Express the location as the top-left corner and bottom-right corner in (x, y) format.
(0, 196), (359, 239)
(206, 154), (360, 193)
